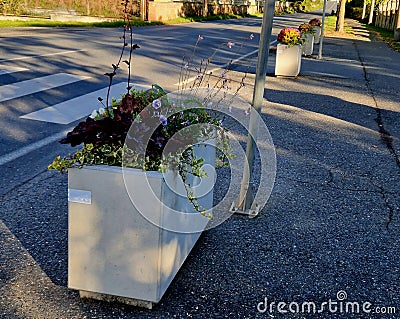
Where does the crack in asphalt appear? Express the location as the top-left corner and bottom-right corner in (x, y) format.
(353, 41), (399, 229)
(354, 42), (400, 169)
(286, 168), (397, 230)
(369, 177), (396, 231)
(285, 175), (397, 195)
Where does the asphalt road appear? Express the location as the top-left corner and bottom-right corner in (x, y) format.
(0, 17), (267, 196)
(2, 7), (399, 319)
(0, 9), (342, 195)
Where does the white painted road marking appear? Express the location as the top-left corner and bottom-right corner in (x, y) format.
(0, 67), (29, 75)
(0, 129), (73, 166)
(0, 49), (87, 63)
(21, 82), (149, 124)
(0, 82), (151, 166)
(0, 73), (90, 103)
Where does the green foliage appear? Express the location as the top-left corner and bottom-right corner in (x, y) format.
(14, 0), (140, 18)
(362, 0), (386, 5)
(365, 24), (400, 52)
(48, 142), (124, 172)
(0, 0), (22, 14)
(0, 19), (162, 28)
(323, 16), (354, 34)
(300, 0), (324, 12)
(47, 0), (251, 217)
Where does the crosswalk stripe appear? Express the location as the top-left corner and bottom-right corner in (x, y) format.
(0, 49), (87, 63)
(0, 67), (29, 75)
(0, 73), (90, 103)
(20, 82), (149, 125)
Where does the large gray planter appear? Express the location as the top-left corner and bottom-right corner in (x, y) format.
(67, 146), (215, 308)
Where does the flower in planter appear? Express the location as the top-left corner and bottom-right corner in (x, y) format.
(48, 0), (255, 217)
(298, 23), (315, 35)
(309, 18), (321, 27)
(277, 28), (303, 46)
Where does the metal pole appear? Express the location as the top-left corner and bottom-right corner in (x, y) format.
(233, 0), (275, 215)
(317, 0), (327, 60)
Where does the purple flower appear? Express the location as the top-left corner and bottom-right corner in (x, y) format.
(198, 35), (204, 41)
(152, 99), (161, 109)
(249, 34), (254, 40)
(160, 115), (168, 126)
(226, 42), (235, 48)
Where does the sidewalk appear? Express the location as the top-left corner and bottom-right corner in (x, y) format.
(1, 19), (399, 318)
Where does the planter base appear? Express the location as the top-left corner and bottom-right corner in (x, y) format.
(80, 290), (153, 309)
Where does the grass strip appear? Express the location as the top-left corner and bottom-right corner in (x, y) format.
(0, 13), (254, 28)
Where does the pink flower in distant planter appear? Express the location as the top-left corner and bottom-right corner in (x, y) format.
(277, 28), (303, 46)
(309, 18), (321, 27)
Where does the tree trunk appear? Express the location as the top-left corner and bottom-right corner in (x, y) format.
(140, 0), (146, 20)
(368, 0), (376, 24)
(203, 0), (208, 16)
(395, 7), (400, 41)
(86, 0), (90, 15)
(98, 0), (102, 16)
(361, 0), (367, 19)
(335, 0), (346, 32)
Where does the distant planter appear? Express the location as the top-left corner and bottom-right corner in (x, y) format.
(309, 18), (321, 44)
(68, 143), (215, 308)
(301, 33), (314, 56)
(275, 43), (302, 77)
(313, 26), (322, 44)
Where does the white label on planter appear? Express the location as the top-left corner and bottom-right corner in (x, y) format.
(68, 189), (92, 205)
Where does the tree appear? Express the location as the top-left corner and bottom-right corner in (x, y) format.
(368, 0), (375, 24)
(203, 0), (208, 16)
(361, 0), (367, 19)
(395, 7), (400, 41)
(86, 0), (90, 15)
(336, 0), (347, 32)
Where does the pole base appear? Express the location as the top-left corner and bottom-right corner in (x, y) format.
(229, 202), (260, 218)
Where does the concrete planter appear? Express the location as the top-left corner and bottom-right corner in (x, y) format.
(67, 145), (215, 308)
(313, 26), (321, 44)
(275, 43), (302, 77)
(301, 33), (314, 56)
